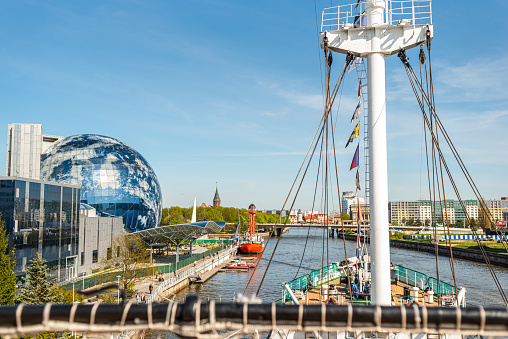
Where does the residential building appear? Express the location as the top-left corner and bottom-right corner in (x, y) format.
(6, 123), (63, 180)
(349, 204), (370, 223)
(389, 198), (504, 227)
(342, 191), (364, 215)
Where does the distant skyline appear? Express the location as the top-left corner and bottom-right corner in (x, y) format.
(0, 1), (507, 211)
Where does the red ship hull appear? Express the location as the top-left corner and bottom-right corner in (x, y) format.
(238, 241), (264, 254)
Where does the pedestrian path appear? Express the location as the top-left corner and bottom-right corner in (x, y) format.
(130, 245), (237, 304)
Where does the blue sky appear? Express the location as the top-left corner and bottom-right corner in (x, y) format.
(0, 0), (507, 211)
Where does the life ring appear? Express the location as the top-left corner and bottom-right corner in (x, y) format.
(407, 300), (421, 306)
(326, 297), (338, 305)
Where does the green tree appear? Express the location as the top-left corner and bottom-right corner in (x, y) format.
(100, 234), (152, 291)
(469, 218), (478, 231)
(15, 253), (63, 304)
(0, 215), (16, 305)
(341, 213), (350, 221)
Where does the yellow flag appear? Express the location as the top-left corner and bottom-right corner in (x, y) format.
(345, 121), (360, 148)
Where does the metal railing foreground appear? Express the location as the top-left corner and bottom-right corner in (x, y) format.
(0, 296), (507, 338)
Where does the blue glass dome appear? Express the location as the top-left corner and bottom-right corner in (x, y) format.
(40, 134), (162, 232)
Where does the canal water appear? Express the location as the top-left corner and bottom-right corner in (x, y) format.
(145, 228), (508, 338)
(173, 227), (508, 306)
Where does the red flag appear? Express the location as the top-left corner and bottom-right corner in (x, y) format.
(350, 144), (359, 170)
(357, 196), (364, 224)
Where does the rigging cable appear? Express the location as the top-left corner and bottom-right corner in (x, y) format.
(426, 34), (459, 300)
(249, 53), (353, 297)
(330, 104), (354, 303)
(397, 48), (508, 305)
(242, 51), (353, 295)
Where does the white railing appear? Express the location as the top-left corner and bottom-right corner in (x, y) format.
(321, 0), (432, 32)
(147, 246), (236, 304)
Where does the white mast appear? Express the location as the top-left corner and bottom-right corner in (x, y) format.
(191, 197), (197, 223)
(320, 0), (433, 305)
(366, 0), (391, 307)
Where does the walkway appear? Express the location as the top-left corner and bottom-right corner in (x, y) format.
(131, 245), (237, 304)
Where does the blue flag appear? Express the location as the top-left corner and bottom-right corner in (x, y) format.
(350, 144), (359, 170)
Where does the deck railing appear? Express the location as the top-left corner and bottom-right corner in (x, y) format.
(282, 262), (346, 303)
(395, 264), (456, 296)
(321, 0), (432, 32)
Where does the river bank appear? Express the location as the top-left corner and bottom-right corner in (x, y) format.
(339, 233), (508, 267)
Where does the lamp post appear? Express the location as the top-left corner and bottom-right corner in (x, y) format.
(116, 275), (121, 304)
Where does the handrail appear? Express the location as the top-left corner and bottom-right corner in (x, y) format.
(3, 298), (507, 337)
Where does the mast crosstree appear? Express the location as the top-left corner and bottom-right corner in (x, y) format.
(320, 0), (433, 306)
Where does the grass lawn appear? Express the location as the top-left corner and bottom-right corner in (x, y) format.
(449, 240), (508, 255)
(391, 237), (508, 255)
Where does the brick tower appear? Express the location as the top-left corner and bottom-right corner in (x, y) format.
(213, 185), (221, 208)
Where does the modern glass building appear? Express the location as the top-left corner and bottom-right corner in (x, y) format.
(40, 134), (162, 232)
(0, 177), (80, 278)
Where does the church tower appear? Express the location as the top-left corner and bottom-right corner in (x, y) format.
(213, 184), (221, 208)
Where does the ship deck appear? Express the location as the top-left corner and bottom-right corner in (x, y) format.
(298, 279), (445, 306)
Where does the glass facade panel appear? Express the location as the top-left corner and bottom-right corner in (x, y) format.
(0, 179), (80, 276)
(40, 134), (162, 232)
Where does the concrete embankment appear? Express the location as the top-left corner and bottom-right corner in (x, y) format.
(338, 234), (508, 268)
(146, 246), (237, 303)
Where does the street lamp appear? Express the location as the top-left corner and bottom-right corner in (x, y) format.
(116, 275), (121, 304)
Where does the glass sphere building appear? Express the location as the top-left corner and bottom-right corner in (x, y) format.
(40, 134), (162, 232)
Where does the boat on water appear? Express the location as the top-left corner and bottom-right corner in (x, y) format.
(238, 203), (265, 254)
(224, 259), (256, 269)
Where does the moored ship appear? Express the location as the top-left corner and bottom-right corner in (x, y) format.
(238, 203), (265, 254)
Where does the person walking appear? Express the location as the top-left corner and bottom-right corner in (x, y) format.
(149, 283), (153, 294)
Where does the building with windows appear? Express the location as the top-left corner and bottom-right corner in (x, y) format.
(342, 191), (364, 214)
(388, 199), (505, 227)
(5, 124), (63, 180)
(79, 204), (123, 276)
(349, 204), (370, 223)
(0, 177), (80, 280)
(40, 134), (162, 232)
(2, 124), (165, 282)
(0, 177), (124, 281)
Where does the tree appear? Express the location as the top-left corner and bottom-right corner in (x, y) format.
(341, 213), (350, 221)
(469, 218), (478, 231)
(100, 234), (151, 291)
(15, 253), (63, 304)
(0, 215), (16, 305)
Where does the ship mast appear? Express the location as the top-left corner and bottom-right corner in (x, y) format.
(320, 0), (433, 305)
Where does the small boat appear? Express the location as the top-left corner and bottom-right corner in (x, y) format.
(224, 259), (253, 269)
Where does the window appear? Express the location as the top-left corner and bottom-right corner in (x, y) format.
(107, 247), (112, 260)
(92, 250), (98, 263)
(117, 246), (120, 257)
(81, 252), (84, 266)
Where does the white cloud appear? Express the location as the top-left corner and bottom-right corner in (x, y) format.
(434, 56), (508, 103)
